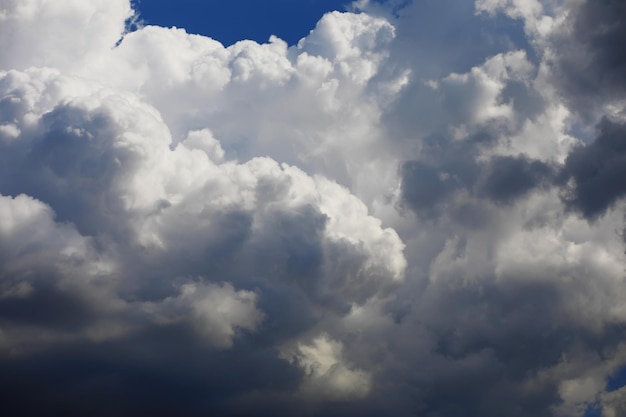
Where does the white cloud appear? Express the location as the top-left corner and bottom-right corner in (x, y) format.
(0, 61), (406, 356)
(0, 0), (132, 72)
(148, 282), (264, 349)
(287, 334), (372, 400)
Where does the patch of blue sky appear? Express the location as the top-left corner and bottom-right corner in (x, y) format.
(606, 365), (626, 392)
(131, 0), (351, 46)
(582, 402), (602, 417)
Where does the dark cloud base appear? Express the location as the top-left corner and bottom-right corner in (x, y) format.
(0, 331), (301, 417)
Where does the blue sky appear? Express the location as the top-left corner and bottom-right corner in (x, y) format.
(133, 0), (350, 45)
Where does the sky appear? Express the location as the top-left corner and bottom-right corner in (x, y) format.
(0, 1), (626, 416)
(133, 0), (351, 46)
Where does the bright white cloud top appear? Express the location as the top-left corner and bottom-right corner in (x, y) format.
(1, 1), (625, 416)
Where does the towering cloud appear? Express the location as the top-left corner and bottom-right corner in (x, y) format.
(1, 0), (625, 416)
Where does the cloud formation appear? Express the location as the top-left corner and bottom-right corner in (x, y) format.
(1, 0), (626, 416)
(560, 118), (626, 220)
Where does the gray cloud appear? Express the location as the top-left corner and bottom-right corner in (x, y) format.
(549, 0), (626, 118)
(476, 155), (554, 204)
(363, 0), (533, 78)
(401, 139), (554, 219)
(559, 118), (626, 220)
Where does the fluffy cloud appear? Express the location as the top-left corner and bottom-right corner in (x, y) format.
(0, 0), (132, 71)
(0, 56), (405, 412)
(1, 0), (626, 416)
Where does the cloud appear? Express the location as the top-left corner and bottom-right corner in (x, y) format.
(287, 334), (372, 400)
(559, 118), (626, 220)
(1, 1), (626, 416)
(547, 0), (626, 119)
(0, 0), (133, 71)
(475, 155), (554, 203)
(476, 0), (626, 121)
(0, 60), (406, 414)
(152, 282), (263, 349)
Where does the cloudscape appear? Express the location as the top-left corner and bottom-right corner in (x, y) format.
(1, 1), (625, 416)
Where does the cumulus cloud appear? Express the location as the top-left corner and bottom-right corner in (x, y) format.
(1, 0), (626, 416)
(0, 0), (133, 71)
(476, 0), (626, 121)
(0, 14), (406, 410)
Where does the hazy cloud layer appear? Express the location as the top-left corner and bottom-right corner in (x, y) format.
(1, 0), (626, 416)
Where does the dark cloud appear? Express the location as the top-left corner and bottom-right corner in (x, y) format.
(401, 136), (554, 219)
(376, 267), (626, 417)
(0, 103), (138, 240)
(400, 159), (461, 218)
(549, 0), (626, 117)
(0, 326), (303, 417)
(476, 155), (554, 204)
(399, 131), (489, 217)
(0, 282), (95, 330)
(559, 118), (626, 219)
